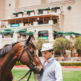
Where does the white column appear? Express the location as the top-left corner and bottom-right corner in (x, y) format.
(58, 15), (62, 31)
(13, 32), (17, 42)
(33, 21), (38, 26)
(48, 30), (54, 42)
(30, 12), (35, 16)
(57, 9), (61, 14)
(5, 22), (10, 28)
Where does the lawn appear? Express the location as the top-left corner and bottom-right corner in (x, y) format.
(12, 69), (81, 81)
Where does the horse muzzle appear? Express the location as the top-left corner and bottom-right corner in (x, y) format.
(33, 66), (43, 74)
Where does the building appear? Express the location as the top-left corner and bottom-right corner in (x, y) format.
(0, 0), (81, 47)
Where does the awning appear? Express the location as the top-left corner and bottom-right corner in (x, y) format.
(28, 31), (34, 35)
(20, 31), (34, 35)
(0, 31), (3, 34)
(55, 32), (63, 35)
(38, 9), (43, 11)
(13, 12), (18, 15)
(4, 29), (12, 31)
(63, 32), (74, 36)
(44, 7), (50, 10)
(27, 10), (34, 14)
(0, 30), (14, 35)
(18, 29), (26, 33)
(73, 32), (81, 35)
(54, 7), (60, 9)
(17, 12), (23, 14)
(38, 7), (50, 11)
(55, 32), (81, 36)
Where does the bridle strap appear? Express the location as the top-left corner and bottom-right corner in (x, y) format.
(18, 44), (37, 81)
(25, 48), (36, 67)
(18, 48), (25, 61)
(19, 47), (36, 67)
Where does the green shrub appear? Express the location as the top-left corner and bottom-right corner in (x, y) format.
(15, 61), (81, 66)
(34, 39), (49, 50)
(54, 37), (72, 56)
(15, 62), (23, 65)
(74, 37), (81, 50)
(60, 62), (81, 66)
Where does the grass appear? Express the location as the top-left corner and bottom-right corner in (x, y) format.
(63, 70), (81, 81)
(12, 69), (81, 81)
(12, 70), (34, 81)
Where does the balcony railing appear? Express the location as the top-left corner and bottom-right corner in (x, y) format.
(11, 7), (61, 18)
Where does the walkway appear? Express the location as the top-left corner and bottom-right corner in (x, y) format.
(13, 65), (81, 71)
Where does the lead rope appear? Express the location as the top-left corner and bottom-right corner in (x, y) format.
(27, 71), (32, 81)
(18, 69), (33, 81)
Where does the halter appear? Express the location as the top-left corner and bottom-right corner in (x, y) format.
(18, 43), (37, 81)
(18, 46), (37, 68)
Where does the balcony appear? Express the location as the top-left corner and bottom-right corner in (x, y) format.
(5, 7), (61, 20)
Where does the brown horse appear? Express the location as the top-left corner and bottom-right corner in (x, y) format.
(0, 35), (43, 81)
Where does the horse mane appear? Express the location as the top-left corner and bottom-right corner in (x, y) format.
(3, 44), (10, 47)
(26, 35), (36, 49)
(0, 42), (19, 57)
(26, 35), (33, 45)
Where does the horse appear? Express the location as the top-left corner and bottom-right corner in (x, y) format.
(0, 35), (43, 81)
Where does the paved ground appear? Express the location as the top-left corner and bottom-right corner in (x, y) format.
(13, 65), (81, 71)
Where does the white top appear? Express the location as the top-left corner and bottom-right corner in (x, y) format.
(39, 57), (63, 81)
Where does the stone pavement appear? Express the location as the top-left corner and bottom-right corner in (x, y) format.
(13, 65), (81, 71)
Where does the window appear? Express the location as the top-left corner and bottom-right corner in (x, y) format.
(38, 30), (48, 40)
(9, 4), (11, 6)
(67, 6), (72, 11)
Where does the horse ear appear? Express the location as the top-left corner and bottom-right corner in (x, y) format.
(26, 35), (33, 45)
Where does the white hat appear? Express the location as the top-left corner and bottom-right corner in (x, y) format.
(41, 43), (54, 52)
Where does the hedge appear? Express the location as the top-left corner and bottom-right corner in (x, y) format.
(60, 62), (81, 66)
(15, 62), (81, 66)
(15, 62), (23, 65)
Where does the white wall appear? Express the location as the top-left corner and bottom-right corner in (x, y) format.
(5, 0), (15, 18)
(0, 0), (5, 19)
(63, 0), (81, 33)
(19, 0), (41, 8)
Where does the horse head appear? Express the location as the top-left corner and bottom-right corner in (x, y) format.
(14, 35), (43, 74)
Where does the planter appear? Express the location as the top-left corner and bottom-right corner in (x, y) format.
(33, 21), (38, 26)
(23, 12), (28, 17)
(43, 11), (48, 15)
(57, 9), (61, 14)
(49, 20), (53, 25)
(30, 12), (35, 16)
(18, 14), (23, 17)
(74, 53), (78, 57)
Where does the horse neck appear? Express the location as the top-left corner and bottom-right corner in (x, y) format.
(0, 51), (17, 74)
(0, 43), (24, 74)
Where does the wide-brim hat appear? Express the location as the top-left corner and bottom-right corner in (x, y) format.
(41, 43), (54, 52)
